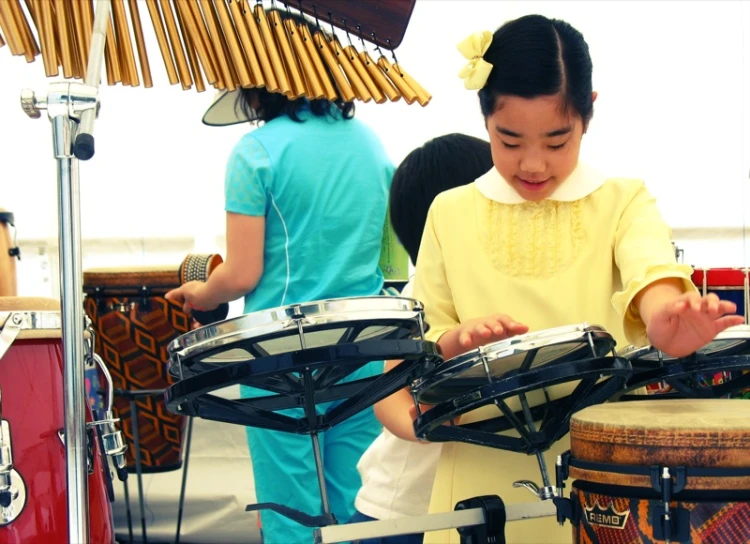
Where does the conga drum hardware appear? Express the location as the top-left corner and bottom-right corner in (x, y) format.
(83, 326), (128, 479)
(411, 324), (633, 505)
(166, 295), (440, 528)
(0, 400), (26, 526)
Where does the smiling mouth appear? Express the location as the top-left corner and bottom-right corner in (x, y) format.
(516, 176), (551, 191)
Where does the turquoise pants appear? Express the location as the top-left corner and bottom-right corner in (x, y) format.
(242, 361), (383, 544)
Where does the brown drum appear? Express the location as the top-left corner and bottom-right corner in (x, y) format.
(0, 210), (18, 296)
(566, 399), (750, 543)
(83, 254), (222, 472)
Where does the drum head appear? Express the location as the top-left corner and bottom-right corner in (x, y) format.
(164, 296), (435, 435)
(170, 296), (425, 378)
(621, 325), (750, 363)
(414, 324), (615, 405)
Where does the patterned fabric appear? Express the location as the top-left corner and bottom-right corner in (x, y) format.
(85, 296), (190, 472)
(573, 489), (750, 543)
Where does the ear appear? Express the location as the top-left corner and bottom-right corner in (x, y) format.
(582, 91), (598, 134)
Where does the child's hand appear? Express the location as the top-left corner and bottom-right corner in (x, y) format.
(165, 281), (217, 315)
(647, 292), (744, 358)
(456, 314), (529, 351)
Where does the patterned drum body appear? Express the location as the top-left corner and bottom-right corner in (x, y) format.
(568, 399), (750, 544)
(84, 267), (190, 472)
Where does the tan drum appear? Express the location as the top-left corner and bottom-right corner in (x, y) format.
(565, 399), (750, 543)
(0, 211), (18, 296)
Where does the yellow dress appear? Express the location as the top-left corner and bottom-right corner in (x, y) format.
(413, 171), (694, 544)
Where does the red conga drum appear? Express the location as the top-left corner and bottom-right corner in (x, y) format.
(0, 211), (18, 297)
(567, 399), (750, 543)
(82, 254), (222, 472)
(0, 297), (114, 543)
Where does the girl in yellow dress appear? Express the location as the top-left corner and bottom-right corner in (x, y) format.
(404, 14), (744, 544)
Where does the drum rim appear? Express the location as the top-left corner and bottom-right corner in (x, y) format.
(169, 296), (425, 359)
(619, 324), (750, 361)
(0, 310), (62, 331)
(411, 323), (612, 400)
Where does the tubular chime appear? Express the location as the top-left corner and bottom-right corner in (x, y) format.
(0, 0), (430, 106)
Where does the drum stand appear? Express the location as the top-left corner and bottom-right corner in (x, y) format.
(19, 1), (112, 541)
(113, 389), (194, 544)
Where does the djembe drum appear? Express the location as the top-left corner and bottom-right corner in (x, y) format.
(83, 253), (223, 472)
(559, 399), (750, 543)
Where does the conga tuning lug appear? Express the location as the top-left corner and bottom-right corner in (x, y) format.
(0, 470), (26, 525)
(0, 420), (25, 526)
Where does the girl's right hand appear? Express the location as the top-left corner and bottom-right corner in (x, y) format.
(456, 314), (529, 351)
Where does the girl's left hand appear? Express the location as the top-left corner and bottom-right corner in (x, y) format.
(647, 292), (744, 358)
(165, 281), (218, 315)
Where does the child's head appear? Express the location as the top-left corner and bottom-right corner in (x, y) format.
(390, 134), (493, 264)
(203, 8), (353, 127)
(467, 15), (595, 201)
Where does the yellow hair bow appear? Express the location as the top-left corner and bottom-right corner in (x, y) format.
(457, 31), (494, 90)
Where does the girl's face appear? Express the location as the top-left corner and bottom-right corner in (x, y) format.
(486, 94), (591, 201)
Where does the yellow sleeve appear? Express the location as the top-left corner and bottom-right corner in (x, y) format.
(413, 196), (459, 343)
(611, 180), (695, 346)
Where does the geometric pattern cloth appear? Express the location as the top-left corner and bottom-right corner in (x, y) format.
(573, 489), (750, 544)
(84, 294), (190, 473)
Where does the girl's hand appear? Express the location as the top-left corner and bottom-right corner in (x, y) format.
(647, 292), (744, 358)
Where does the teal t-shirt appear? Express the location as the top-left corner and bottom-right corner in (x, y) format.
(224, 109), (394, 313)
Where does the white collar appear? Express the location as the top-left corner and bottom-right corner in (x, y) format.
(475, 162), (607, 204)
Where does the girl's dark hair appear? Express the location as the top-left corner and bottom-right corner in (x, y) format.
(478, 15), (594, 124)
(234, 9), (355, 124)
(235, 86), (355, 124)
(390, 134), (493, 264)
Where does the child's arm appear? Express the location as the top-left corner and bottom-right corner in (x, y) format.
(634, 278), (743, 357)
(612, 181), (743, 356)
(374, 360), (422, 442)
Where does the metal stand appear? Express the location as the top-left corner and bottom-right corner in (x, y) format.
(313, 498), (557, 543)
(175, 416), (194, 544)
(19, 1), (112, 541)
(116, 389), (193, 544)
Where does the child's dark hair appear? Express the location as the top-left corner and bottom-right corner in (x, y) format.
(235, 87), (355, 124)
(234, 9), (354, 124)
(479, 15), (593, 124)
(390, 134), (493, 264)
